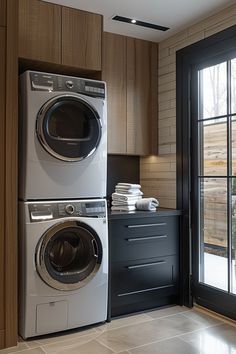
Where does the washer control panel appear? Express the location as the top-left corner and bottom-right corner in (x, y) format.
(29, 71), (105, 99)
(28, 200), (106, 222)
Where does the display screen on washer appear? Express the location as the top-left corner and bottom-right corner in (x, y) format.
(37, 96), (102, 161)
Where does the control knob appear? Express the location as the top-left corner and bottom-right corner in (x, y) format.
(66, 80), (74, 89)
(65, 204), (75, 215)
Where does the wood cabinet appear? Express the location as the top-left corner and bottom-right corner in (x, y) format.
(108, 212), (179, 318)
(19, 0), (102, 72)
(0, 0), (6, 26)
(19, 0), (61, 64)
(62, 7), (102, 71)
(103, 32), (158, 155)
(0, 26), (6, 337)
(102, 32), (127, 154)
(0, 0), (18, 349)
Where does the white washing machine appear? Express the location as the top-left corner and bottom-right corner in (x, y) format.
(19, 71), (107, 200)
(18, 199), (108, 339)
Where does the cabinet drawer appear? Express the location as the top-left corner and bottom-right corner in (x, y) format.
(111, 255), (178, 296)
(109, 216), (179, 261)
(111, 255), (178, 316)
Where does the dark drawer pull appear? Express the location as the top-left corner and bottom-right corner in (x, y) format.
(127, 223), (166, 229)
(118, 284), (174, 297)
(126, 235), (167, 242)
(127, 260), (166, 270)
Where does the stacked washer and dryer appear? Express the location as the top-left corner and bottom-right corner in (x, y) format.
(18, 71), (108, 339)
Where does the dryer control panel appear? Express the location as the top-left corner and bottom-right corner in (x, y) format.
(28, 200), (106, 222)
(29, 71), (106, 99)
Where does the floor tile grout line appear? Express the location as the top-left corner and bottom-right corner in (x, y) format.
(180, 312), (224, 326)
(93, 338), (116, 353)
(111, 322), (224, 352)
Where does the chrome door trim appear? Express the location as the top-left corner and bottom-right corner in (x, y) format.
(35, 220), (102, 291)
(36, 93), (102, 162)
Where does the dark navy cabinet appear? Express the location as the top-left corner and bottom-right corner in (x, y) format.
(108, 209), (181, 318)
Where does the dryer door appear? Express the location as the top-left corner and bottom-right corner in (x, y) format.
(35, 220), (103, 291)
(36, 94), (102, 162)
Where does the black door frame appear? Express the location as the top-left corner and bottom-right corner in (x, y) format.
(176, 25), (236, 310)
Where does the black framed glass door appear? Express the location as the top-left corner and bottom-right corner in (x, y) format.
(191, 55), (236, 314)
(176, 25), (236, 318)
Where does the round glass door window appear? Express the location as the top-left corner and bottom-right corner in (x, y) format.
(36, 95), (102, 162)
(35, 221), (103, 291)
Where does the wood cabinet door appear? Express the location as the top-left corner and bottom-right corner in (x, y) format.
(0, 0), (6, 26)
(62, 7), (102, 71)
(0, 26), (5, 340)
(102, 32), (127, 154)
(19, 0), (61, 63)
(127, 38), (158, 155)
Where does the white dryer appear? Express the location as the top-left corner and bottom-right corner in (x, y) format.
(19, 71), (107, 200)
(18, 199), (108, 339)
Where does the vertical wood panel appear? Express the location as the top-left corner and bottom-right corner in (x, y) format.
(0, 0), (6, 26)
(19, 0), (61, 64)
(102, 32), (127, 154)
(5, 0), (18, 348)
(0, 26), (6, 336)
(127, 38), (157, 155)
(62, 7), (102, 71)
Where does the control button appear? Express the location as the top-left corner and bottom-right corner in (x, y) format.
(65, 204), (75, 215)
(66, 80), (74, 89)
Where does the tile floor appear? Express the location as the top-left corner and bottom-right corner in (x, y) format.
(1, 306), (236, 354)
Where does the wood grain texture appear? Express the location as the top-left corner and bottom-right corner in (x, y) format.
(0, 26), (6, 334)
(0, 330), (5, 349)
(19, 0), (61, 63)
(5, 0), (18, 347)
(102, 32), (127, 154)
(0, 0), (6, 26)
(127, 38), (158, 156)
(62, 7), (102, 71)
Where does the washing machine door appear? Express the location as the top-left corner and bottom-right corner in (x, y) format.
(35, 220), (103, 291)
(36, 94), (102, 162)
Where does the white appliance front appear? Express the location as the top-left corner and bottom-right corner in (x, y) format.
(18, 71), (107, 200)
(18, 199), (108, 339)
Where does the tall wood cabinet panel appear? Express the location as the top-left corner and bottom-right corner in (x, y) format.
(0, 26), (6, 334)
(102, 32), (127, 154)
(127, 38), (158, 155)
(19, 0), (61, 64)
(0, 0), (6, 26)
(62, 7), (102, 71)
(0, 0), (18, 349)
(102, 32), (158, 155)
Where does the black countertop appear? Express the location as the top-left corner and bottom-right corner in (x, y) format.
(108, 207), (182, 220)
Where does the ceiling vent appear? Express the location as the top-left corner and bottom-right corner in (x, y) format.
(112, 15), (169, 32)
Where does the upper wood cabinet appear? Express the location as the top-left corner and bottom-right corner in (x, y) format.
(102, 32), (158, 156)
(19, 0), (61, 64)
(19, 0), (102, 72)
(102, 32), (127, 154)
(0, 0), (6, 26)
(127, 37), (158, 155)
(62, 7), (102, 71)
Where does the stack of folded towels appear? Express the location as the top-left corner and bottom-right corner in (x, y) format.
(111, 183), (143, 211)
(111, 183), (160, 212)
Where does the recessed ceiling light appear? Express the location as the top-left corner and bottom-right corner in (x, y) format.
(112, 15), (169, 32)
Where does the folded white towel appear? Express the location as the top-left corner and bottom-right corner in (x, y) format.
(116, 183), (141, 189)
(111, 205), (136, 211)
(112, 200), (137, 206)
(112, 193), (142, 201)
(135, 198), (159, 211)
(115, 188), (143, 196)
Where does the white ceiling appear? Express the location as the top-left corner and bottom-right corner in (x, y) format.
(43, 0), (235, 42)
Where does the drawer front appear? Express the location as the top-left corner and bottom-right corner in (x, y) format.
(109, 216), (179, 261)
(111, 255), (178, 297)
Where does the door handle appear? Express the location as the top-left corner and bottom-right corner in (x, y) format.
(127, 260), (166, 270)
(126, 235), (167, 242)
(127, 223), (166, 229)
